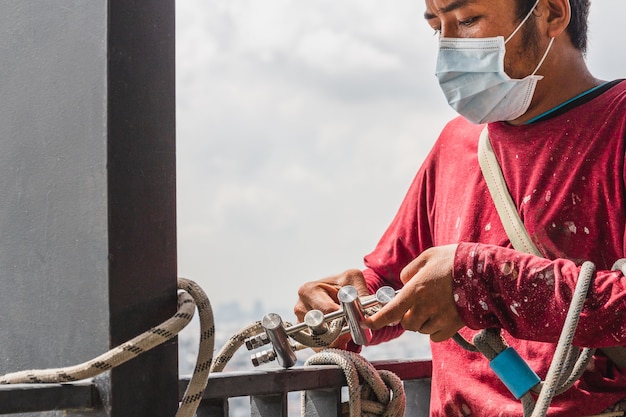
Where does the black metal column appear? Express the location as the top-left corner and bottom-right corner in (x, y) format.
(107, 1), (178, 416)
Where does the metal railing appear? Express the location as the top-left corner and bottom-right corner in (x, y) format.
(0, 359), (432, 416)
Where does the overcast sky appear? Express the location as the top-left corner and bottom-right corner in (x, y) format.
(174, 1), (624, 316)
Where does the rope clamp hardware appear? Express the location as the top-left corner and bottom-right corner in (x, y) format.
(246, 285), (398, 368)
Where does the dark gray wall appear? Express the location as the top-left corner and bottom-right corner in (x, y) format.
(0, 0), (109, 371)
(0, 1), (177, 416)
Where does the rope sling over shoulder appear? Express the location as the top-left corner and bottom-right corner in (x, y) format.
(475, 125), (626, 416)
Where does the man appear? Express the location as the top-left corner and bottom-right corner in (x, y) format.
(295, 0), (626, 415)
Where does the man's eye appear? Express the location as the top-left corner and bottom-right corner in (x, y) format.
(459, 17), (478, 26)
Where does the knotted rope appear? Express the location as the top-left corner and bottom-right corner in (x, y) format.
(304, 348), (406, 417)
(0, 278), (407, 417)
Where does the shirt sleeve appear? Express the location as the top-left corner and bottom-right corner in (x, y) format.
(360, 156), (437, 345)
(452, 242), (626, 347)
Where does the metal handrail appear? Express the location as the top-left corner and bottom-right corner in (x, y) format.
(0, 359), (433, 416)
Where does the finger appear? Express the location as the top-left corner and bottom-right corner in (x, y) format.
(398, 308), (430, 333)
(430, 327), (460, 343)
(400, 253), (427, 284)
(362, 294), (412, 330)
(294, 299), (308, 322)
(297, 283), (341, 314)
(421, 315), (465, 342)
(418, 319), (432, 334)
(400, 263), (419, 285)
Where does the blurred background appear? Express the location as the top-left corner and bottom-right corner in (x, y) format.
(174, 0), (624, 370)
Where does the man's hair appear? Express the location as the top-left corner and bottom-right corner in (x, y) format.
(515, 0), (590, 53)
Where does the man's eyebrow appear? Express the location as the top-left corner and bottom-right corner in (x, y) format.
(424, 0), (478, 20)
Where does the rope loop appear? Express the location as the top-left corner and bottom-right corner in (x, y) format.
(0, 278), (409, 417)
(0, 277), (215, 417)
(303, 348), (406, 417)
(289, 317), (346, 348)
(452, 261), (598, 417)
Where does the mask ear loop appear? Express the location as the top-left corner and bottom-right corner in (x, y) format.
(505, 0), (541, 44)
(530, 37), (555, 76)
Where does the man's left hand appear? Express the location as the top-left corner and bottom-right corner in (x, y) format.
(362, 244), (465, 342)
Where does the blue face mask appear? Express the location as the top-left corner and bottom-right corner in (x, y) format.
(435, 0), (554, 124)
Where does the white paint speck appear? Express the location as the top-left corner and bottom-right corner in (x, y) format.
(523, 195), (531, 205)
(565, 221), (577, 234)
(485, 223), (491, 231)
(480, 300), (489, 311)
(510, 302), (521, 317)
(545, 191), (552, 202)
(584, 227), (590, 235)
(467, 269), (474, 278)
(544, 269), (555, 286)
(454, 294), (459, 302)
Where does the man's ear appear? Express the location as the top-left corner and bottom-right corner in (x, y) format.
(542, 0), (571, 38)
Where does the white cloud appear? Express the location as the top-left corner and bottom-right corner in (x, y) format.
(294, 28), (402, 74)
(176, 0), (625, 309)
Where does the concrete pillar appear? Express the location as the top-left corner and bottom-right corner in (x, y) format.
(0, 1), (177, 416)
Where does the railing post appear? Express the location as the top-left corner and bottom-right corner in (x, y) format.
(404, 379), (432, 417)
(251, 393), (288, 417)
(196, 398), (230, 417)
(107, 0), (177, 416)
(303, 388), (342, 417)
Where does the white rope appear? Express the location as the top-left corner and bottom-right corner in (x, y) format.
(0, 277), (214, 417)
(211, 321), (264, 373)
(303, 348), (406, 417)
(529, 261), (596, 417)
(456, 262), (597, 417)
(176, 277), (215, 417)
(289, 318), (346, 348)
(0, 279), (407, 417)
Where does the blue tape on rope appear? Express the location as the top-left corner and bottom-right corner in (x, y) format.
(490, 347), (541, 399)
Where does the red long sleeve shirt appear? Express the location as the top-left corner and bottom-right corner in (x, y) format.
(362, 80), (626, 416)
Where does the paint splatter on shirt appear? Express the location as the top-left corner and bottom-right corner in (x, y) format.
(361, 81), (626, 416)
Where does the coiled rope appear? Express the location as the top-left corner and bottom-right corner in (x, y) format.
(454, 261), (597, 417)
(304, 348), (406, 417)
(0, 278), (405, 417)
(211, 306), (406, 416)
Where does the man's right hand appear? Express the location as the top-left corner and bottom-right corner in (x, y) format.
(294, 268), (370, 350)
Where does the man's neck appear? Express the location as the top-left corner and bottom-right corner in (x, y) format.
(509, 49), (601, 126)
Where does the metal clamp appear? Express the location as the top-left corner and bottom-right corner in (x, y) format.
(247, 285), (398, 368)
(337, 285), (372, 346)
